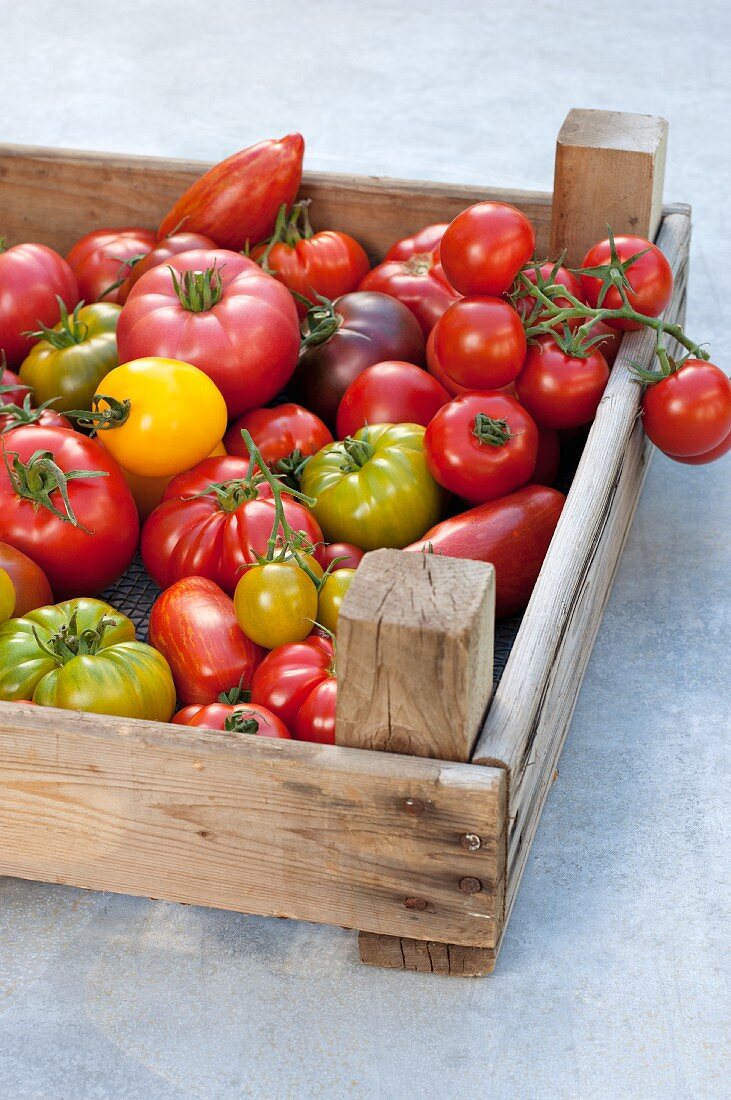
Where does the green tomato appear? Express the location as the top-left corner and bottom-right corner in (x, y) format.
(0, 597), (176, 721)
(234, 560), (319, 648)
(301, 423), (443, 551)
(317, 568), (355, 634)
(19, 300), (121, 412)
(0, 568), (16, 623)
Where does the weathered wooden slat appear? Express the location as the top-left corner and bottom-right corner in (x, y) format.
(0, 704), (506, 948)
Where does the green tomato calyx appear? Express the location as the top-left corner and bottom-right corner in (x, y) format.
(224, 709), (260, 735)
(66, 394), (131, 435)
(0, 394), (61, 433)
(339, 434), (375, 471)
(170, 263), (224, 312)
(472, 413), (513, 447)
(24, 297), (89, 349)
(33, 612), (118, 666)
(3, 446), (108, 529)
(218, 684), (251, 705)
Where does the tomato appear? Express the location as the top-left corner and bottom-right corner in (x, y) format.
(0, 542), (53, 613)
(385, 224), (449, 262)
(515, 262), (583, 327)
(1, 366), (29, 406)
(301, 423), (442, 551)
(252, 201), (370, 313)
(406, 485), (565, 618)
(224, 404), (333, 477)
(121, 442), (226, 522)
(0, 426), (139, 600)
(515, 335), (610, 430)
(158, 134), (305, 249)
(148, 576), (265, 705)
(250, 634), (336, 744)
(292, 292), (425, 428)
(117, 249), (300, 418)
(426, 327), (469, 397)
(336, 361), (450, 438)
(580, 236), (673, 331)
(0, 598), (175, 719)
(141, 455), (322, 594)
(233, 560), (319, 648)
(359, 247), (459, 336)
(172, 701), (291, 738)
(441, 202), (536, 297)
(314, 542), (364, 572)
(0, 243), (79, 368)
(531, 427), (561, 487)
(117, 232), (216, 304)
(432, 297), (527, 390)
(672, 429), (731, 465)
(19, 301), (120, 412)
(87, 357), (228, 477)
(66, 227), (158, 304)
(317, 568), (355, 633)
(0, 568), (15, 622)
(0, 397), (71, 435)
(641, 361), (731, 458)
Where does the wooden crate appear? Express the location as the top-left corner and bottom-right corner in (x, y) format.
(0, 110), (691, 976)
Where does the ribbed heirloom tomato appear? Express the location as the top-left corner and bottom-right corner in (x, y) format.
(116, 249), (301, 418)
(0, 243), (79, 367)
(142, 455), (322, 595)
(66, 227), (158, 304)
(250, 635), (337, 744)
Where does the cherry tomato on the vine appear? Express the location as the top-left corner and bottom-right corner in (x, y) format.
(580, 235), (673, 331)
(234, 560), (319, 649)
(515, 262), (584, 328)
(641, 360), (731, 458)
(314, 542), (364, 573)
(317, 568), (356, 633)
(440, 202), (536, 297)
(432, 296), (527, 390)
(515, 335), (610, 430)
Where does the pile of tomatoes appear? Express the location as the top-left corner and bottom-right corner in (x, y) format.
(0, 132), (727, 741)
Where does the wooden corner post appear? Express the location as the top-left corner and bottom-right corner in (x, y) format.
(336, 549), (501, 975)
(550, 108), (668, 264)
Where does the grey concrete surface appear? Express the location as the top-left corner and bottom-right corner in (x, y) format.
(0, 1), (729, 1096)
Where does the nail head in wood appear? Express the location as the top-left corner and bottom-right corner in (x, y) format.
(335, 549), (495, 762)
(404, 897), (429, 911)
(402, 797), (426, 815)
(459, 877), (483, 894)
(459, 833), (482, 851)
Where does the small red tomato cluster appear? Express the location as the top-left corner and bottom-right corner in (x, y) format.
(0, 135), (726, 737)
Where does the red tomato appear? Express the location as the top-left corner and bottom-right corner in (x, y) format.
(0, 401), (71, 435)
(426, 327), (469, 397)
(441, 202), (536, 296)
(515, 335), (610, 430)
(141, 455), (322, 594)
(530, 427), (561, 487)
(0, 244), (79, 367)
(224, 404), (333, 469)
(117, 232), (216, 304)
(406, 485), (565, 618)
(172, 701), (291, 738)
(0, 425), (138, 599)
(66, 227), (157, 305)
(117, 249), (300, 418)
(148, 576), (265, 705)
(515, 263), (583, 327)
(250, 634), (336, 743)
(359, 251), (459, 336)
(314, 542), (364, 572)
(336, 360), (450, 437)
(0, 541), (53, 613)
(385, 224), (449, 262)
(252, 202), (370, 313)
(580, 236), (673, 331)
(158, 134), (304, 249)
(0, 367), (29, 406)
(292, 291), (425, 428)
(432, 297), (527, 390)
(671, 429), (731, 465)
(641, 360), (731, 458)
(424, 392), (538, 504)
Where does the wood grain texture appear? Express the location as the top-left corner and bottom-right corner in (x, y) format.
(473, 212), (691, 920)
(550, 108), (668, 264)
(0, 703), (506, 947)
(336, 549), (495, 762)
(359, 932), (496, 976)
(0, 143), (554, 260)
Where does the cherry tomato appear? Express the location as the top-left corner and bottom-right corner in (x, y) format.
(117, 232), (216, 304)
(336, 360), (450, 437)
(0, 399), (71, 436)
(0, 243), (79, 368)
(359, 250), (459, 336)
(0, 542), (53, 613)
(250, 634), (334, 732)
(0, 568), (15, 622)
(317, 568), (356, 633)
(580, 236), (673, 331)
(440, 202), (536, 296)
(385, 224), (449, 261)
(515, 263), (583, 327)
(117, 249), (300, 418)
(234, 560), (319, 648)
(314, 542), (364, 572)
(671, 429), (731, 465)
(432, 297), (527, 390)
(0, 366), (30, 407)
(66, 227), (157, 304)
(424, 392), (538, 504)
(515, 335), (610, 430)
(224, 403), (333, 472)
(426, 327), (469, 397)
(92, 357), (228, 477)
(172, 701), (291, 738)
(148, 576), (265, 705)
(530, 427), (561, 487)
(641, 360), (731, 458)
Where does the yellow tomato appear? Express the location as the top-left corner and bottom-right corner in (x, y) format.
(121, 441), (228, 521)
(94, 357), (228, 477)
(317, 568), (356, 633)
(0, 569), (16, 623)
(233, 561), (318, 648)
